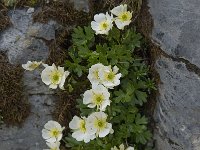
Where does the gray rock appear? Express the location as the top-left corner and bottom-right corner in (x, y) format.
(0, 95), (57, 150)
(149, 0), (200, 68)
(70, 0), (89, 12)
(0, 9), (57, 64)
(154, 57), (200, 149)
(27, 21), (57, 40)
(0, 9), (59, 149)
(27, 8), (35, 14)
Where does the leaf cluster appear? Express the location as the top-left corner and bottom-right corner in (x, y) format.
(65, 26), (156, 150)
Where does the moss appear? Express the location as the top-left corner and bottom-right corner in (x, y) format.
(0, 53), (30, 126)
(0, 3), (11, 31)
(33, 1), (91, 26)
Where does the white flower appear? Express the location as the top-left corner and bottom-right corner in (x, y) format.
(44, 142), (60, 150)
(126, 147), (134, 150)
(99, 65), (122, 89)
(22, 61), (42, 71)
(69, 116), (95, 143)
(88, 63), (105, 86)
(111, 144), (134, 150)
(91, 12), (113, 35)
(83, 84), (110, 111)
(42, 120), (65, 143)
(86, 112), (112, 138)
(41, 63), (70, 90)
(111, 4), (132, 30)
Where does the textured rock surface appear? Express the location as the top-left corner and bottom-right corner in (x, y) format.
(0, 9), (57, 150)
(70, 0), (89, 12)
(154, 57), (200, 150)
(149, 0), (200, 68)
(0, 9), (57, 64)
(148, 0), (200, 149)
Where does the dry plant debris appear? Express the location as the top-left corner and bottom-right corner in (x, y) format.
(0, 3), (11, 31)
(0, 53), (30, 126)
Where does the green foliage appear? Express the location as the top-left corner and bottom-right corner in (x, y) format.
(3, 0), (17, 6)
(65, 26), (155, 150)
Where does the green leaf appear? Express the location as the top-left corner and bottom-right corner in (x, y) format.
(72, 26), (94, 47)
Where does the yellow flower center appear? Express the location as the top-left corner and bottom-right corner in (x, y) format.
(94, 119), (106, 130)
(105, 72), (115, 81)
(50, 71), (61, 84)
(79, 120), (86, 132)
(50, 128), (60, 137)
(93, 94), (104, 105)
(29, 63), (39, 69)
(93, 70), (99, 79)
(100, 21), (109, 30)
(119, 12), (132, 22)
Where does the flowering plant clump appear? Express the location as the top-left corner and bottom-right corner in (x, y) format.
(63, 4), (155, 150)
(24, 3), (155, 150)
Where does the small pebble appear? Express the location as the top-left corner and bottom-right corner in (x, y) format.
(27, 8), (35, 14)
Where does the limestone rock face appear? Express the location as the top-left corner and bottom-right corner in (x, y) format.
(154, 57), (200, 150)
(0, 9), (57, 150)
(148, 0), (200, 149)
(149, 0), (200, 68)
(0, 9), (57, 64)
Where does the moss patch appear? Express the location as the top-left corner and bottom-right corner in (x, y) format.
(0, 3), (11, 31)
(0, 53), (30, 126)
(33, 1), (90, 26)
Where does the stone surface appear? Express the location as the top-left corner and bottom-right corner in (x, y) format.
(148, 0), (200, 149)
(154, 57), (200, 149)
(149, 0), (200, 68)
(0, 8), (58, 150)
(0, 9), (57, 64)
(70, 0), (89, 12)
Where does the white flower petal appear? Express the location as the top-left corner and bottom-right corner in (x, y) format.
(115, 19), (126, 30)
(46, 142), (60, 150)
(49, 84), (58, 89)
(69, 116), (82, 130)
(83, 90), (93, 104)
(111, 5), (124, 16)
(59, 71), (70, 90)
(119, 144), (125, 150)
(91, 21), (100, 31)
(46, 137), (57, 143)
(72, 130), (85, 141)
(100, 123), (112, 137)
(42, 129), (51, 140)
(94, 13), (106, 22)
(126, 147), (135, 150)
(88, 103), (96, 108)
